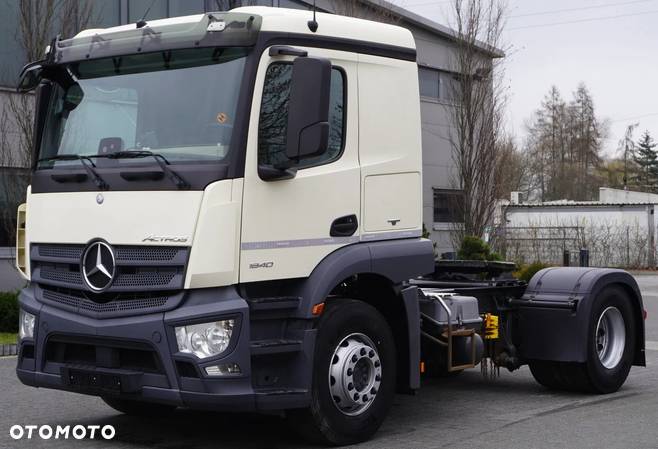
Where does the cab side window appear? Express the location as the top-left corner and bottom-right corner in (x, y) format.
(258, 62), (345, 169)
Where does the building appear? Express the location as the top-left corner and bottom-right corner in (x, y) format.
(0, 0), (500, 289)
(502, 187), (658, 268)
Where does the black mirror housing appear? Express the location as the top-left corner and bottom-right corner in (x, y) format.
(17, 61), (45, 93)
(285, 57), (331, 162)
(31, 81), (53, 168)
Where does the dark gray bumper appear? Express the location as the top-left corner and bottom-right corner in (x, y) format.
(15, 284), (298, 411)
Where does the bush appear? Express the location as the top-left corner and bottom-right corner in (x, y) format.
(0, 291), (19, 333)
(457, 235), (502, 261)
(515, 262), (551, 283)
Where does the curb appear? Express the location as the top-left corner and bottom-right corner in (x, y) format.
(1, 344), (17, 356)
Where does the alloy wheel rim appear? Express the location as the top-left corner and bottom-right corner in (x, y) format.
(595, 306), (626, 369)
(328, 333), (382, 416)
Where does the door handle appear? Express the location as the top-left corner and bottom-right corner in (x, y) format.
(330, 214), (358, 237)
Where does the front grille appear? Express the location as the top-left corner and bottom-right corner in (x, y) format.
(31, 243), (189, 293)
(42, 287), (170, 315)
(113, 271), (177, 287)
(40, 269), (84, 285)
(31, 243), (189, 316)
(39, 245), (83, 260)
(115, 247), (184, 262)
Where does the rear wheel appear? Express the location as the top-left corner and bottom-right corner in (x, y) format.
(529, 286), (636, 393)
(288, 299), (396, 445)
(101, 397), (176, 416)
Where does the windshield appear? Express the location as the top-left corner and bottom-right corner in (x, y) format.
(37, 47), (248, 168)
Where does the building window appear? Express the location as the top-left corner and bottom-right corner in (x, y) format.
(433, 189), (464, 223)
(258, 63), (346, 170)
(418, 67), (460, 102)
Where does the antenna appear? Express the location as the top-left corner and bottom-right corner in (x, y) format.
(136, 0), (157, 29)
(307, 0), (318, 32)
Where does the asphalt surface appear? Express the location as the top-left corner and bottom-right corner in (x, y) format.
(1, 275), (658, 449)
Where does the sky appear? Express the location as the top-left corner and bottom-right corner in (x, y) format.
(401, 0), (658, 158)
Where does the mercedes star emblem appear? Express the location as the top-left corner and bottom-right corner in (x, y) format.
(81, 241), (116, 292)
(96, 193), (104, 205)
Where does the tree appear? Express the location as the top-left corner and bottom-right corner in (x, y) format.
(633, 130), (658, 192)
(523, 84), (606, 201)
(0, 0), (97, 245)
(447, 0), (507, 243)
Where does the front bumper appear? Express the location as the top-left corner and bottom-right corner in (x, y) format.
(16, 285), (307, 411)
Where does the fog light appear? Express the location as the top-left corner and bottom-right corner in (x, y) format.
(205, 363), (241, 376)
(175, 319), (234, 359)
(19, 310), (35, 340)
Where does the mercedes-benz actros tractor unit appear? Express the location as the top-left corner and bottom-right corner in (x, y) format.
(14, 7), (646, 445)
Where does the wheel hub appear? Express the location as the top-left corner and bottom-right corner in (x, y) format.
(329, 333), (382, 416)
(595, 306), (626, 369)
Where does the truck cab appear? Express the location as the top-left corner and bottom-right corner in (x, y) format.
(16, 7), (433, 444)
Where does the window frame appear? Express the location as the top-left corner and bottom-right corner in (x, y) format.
(433, 188), (465, 224)
(418, 65), (461, 105)
(257, 61), (348, 172)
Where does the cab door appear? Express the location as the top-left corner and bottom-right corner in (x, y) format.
(239, 47), (359, 283)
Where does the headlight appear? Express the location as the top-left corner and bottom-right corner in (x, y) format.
(175, 319), (234, 359)
(19, 310), (35, 340)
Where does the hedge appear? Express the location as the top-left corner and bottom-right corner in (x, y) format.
(0, 291), (19, 333)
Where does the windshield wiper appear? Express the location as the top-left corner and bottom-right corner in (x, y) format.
(106, 150), (190, 189)
(37, 155), (109, 190)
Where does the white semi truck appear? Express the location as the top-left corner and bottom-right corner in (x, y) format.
(14, 7), (646, 445)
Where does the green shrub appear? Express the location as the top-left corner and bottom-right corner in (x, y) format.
(0, 291), (19, 333)
(457, 235), (502, 261)
(515, 262), (551, 283)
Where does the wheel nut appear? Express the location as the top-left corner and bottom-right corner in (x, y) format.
(360, 348), (366, 356)
(374, 360), (380, 368)
(363, 395), (368, 402)
(371, 387), (377, 394)
(375, 375), (381, 381)
(352, 355), (358, 363)
(369, 350), (375, 358)
(354, 393), (359, 401)
(347, 368), (353, 376)
(348, 382), (354, 391)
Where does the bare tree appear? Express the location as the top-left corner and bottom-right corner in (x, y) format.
(448, 0), (507, 244)
(0, 0), (97, 246)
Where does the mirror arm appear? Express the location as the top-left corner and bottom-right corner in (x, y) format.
(269, 46), (308, 57)
(258, 164), (297, 181)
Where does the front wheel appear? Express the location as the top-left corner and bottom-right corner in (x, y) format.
(289, 299), (396, 445)
(529, 286), (636, 394)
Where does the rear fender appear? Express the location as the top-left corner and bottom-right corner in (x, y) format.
(515, 267), (645, 366)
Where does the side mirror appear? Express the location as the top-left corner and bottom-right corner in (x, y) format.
(17, 61), (45, 93)
(285, 57), (331, 162)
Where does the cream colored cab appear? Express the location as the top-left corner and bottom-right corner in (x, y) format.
(239, 46), (423, 283)
(240, 47), (360, 282)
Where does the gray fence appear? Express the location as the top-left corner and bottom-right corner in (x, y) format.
(497, 224), (653, 268)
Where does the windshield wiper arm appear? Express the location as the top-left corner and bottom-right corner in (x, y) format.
(37, 155), (109, 190)
(106, 150), (190, 189)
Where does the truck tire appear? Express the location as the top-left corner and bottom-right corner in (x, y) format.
(529, 286), (636, 394)
(101, 397), (176, 416)
(289, 299), (396, 445)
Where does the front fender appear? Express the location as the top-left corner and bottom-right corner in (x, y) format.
(515, 267), (646, 366)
